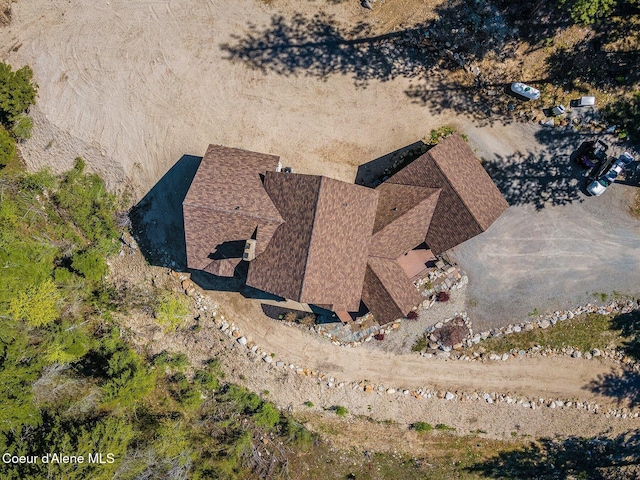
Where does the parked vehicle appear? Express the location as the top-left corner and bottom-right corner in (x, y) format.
(578, 96), (595, 106)
(551, 105), (566, 116)
(575, 139), (608, 169)
(510, 82), (540, 100)
(586, 152), (634, 196)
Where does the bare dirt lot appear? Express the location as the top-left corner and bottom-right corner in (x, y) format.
(3, 0), (640, 441)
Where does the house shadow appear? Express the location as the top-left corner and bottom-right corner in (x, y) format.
(355, 140), (427, 187)
(129, 154), (202, 271)
(189, 263), (284, 301)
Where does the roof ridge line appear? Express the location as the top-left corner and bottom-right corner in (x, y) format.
(298, 176), (324, 300)
(182, 202), (284, 223)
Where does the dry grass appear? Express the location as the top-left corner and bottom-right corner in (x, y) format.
(289, 412), (521, 480)
(467, 313), (624, 355)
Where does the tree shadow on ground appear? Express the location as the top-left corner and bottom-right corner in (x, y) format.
(467, 432), (640, 479)
(481, 128), (595, 209)
(129, 155), (202, 271)
(587, 367), (640, 408)
(221, 1), (540, 124)
(220, 12), (430, 87)
(221, 0), (517, 84)
(404, 76), (527, 127)
(586, 308), (640, 407)
(612, 308), (640, 361)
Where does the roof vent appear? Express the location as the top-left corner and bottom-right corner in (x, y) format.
(243, 239), (257, 261)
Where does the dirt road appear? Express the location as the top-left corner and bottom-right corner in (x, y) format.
(207, 288), (626, 404)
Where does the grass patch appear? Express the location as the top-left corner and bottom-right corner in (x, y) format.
(468, 314), (624, 355)
(435, 423), (456, 432)
(412, 335), (427, 352)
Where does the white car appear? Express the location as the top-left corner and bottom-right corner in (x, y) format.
(586, 153), (633, 196)
(510, 82), (540, 100)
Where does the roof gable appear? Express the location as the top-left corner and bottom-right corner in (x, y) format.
(369, 184), (440, 258)
(387, 134), (507, 253)
(246, 173), (320, 301)
(182, 145), (284, 273)
(183, 144), (283, 223)
(361, 256), (422, 324)
(426, 134), (508, 230)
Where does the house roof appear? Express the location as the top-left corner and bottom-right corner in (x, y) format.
(246, 172), (378, 311)
(369, 183), (441, 259)
(182, 136), (507, 324)
(361, 256), (423, 324)
(182, 145), (283, 273)
(387, 134), (508, 254)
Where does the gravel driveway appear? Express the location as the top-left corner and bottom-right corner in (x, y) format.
(451, 122), (640, 330)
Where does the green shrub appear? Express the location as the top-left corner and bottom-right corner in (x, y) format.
(426, 125), (456, 145)
(9, 279), (61, 327)
(0, 62), (38, 123)
(435, 423), (456, 431)
(168, 373), (204, 409)
(334, 406), (348, 417)
(11, 114), (33, 140)
(193, 369), (220, 391)
(303, 401), (314, 408)
(155, 293), (189, 332)
(19, 169), (56, 192)
(153, 351), (189, 370)
(412, 422), (433, 432)
(283, 418), (315, 449)
(53, 157), (119, 247)
(71, 248), (108, 282)
(253, 402), (280, 430)
(221, 384), (262, 414)
(0, 126), (15, 167)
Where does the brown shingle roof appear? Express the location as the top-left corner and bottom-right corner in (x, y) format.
(246, 173), (378, 311)
(361, 256), (423, 324)
(387, 134), (507, 254)
(369, 183), (441, 259)
(183, 145), (284, 274)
